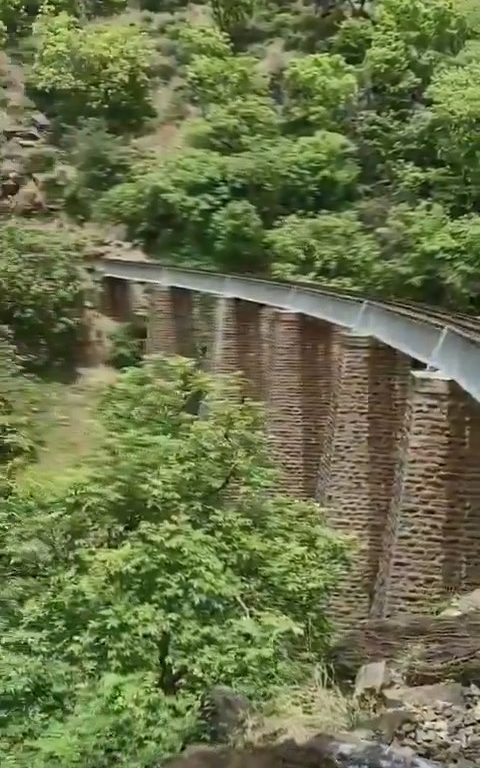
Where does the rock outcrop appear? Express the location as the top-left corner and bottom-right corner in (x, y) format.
(380, 683), (480, 765)
(331, 611), (480, 685)
(162, 736), (442, 768)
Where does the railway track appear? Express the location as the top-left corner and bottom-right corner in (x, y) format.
(95, 257), (480, 401)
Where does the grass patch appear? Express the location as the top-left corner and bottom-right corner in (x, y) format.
(19, 366), (117, 492)
(239, 667), (367, 746)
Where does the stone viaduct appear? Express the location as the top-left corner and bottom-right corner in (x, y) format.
(96, 259), (480, 626)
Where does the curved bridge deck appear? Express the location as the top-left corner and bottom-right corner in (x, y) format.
(98, 258), (480, 402)
(95, 258), (480, 626)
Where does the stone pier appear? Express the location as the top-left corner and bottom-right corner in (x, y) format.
(145, 286), (195, 357)
(316, 331), (411, 623)
(378, 371), (469, 616)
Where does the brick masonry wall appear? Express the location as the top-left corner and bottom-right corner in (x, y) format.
(463, 397), (480, 590)
(317, 332), (411, 624)
(212, 298), (265, 399)
(145, 286), (196, 356)
(382, 371), (470, 615)
(263, 311), (333, 499)
(146, 287), (177, 355)
(193, 293), (218, 369)
(102, 276), (132, 322)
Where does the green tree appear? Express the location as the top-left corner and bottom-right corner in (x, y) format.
(0, 0), (127, 32)
(0, 0), (23, 31)
(424, 60), (480, 211)
(187, 96), (280, 153)
(284, 53), (358, 131)
(172, 22), (232, 62)
(209, 199), (266, 270)
(98, 132), (359, 256)
(63, 118), (139, 219)
(363, 0), (467, 110)
(0, 357), (348, 766)
(0, 328), (38, 486)
(209, 0), (256, 37)
(97, 148), (232, 258)
(30, 10), (154, 129)
(0, 225), (85, 369)
(186, 54), (268, 109)
(268, 210), (380, 290)
(233, 131), (360, 222)
(376, 202), (480, 308)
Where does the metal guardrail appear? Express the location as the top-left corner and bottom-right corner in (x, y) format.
(96, 258), (480, 403)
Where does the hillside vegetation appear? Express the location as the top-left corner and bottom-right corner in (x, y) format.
(1, 0), (480, 314)
(1, 1), (480, 765)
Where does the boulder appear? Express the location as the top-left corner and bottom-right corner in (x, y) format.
(441, 589), (480, 618)
(355, 661), (391, 698)
(383, 684), (464, 709)
(389, 685), (480, 764)
(331, 612), (480, 684)
(162, 736), (444, 768)
(200, 686), (252, 742)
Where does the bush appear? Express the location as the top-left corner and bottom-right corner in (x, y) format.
(209, 199), (267, 271)
(0, 0), (127, 32)
(268, 211), (380, 291)
(108, 322), (145, 369)
(187, 96), (280, 153)
(172, 22), (232, 63)
(0, 224), (85, 370)
(64, 119), (139, 219)
(29, 11), (155, 130)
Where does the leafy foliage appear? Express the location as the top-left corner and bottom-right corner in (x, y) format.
(108, 321), (145, 369)
(187, 96), (280, 153)
(29, 10), (154, 129)
(0, 357), (348, 766)
(98, 132), (358, 263)
(0, 328), (38, 486)
(0, 225), (85, 369)
(63, 119), (139, 219)
(268, 211), (380, 291)
(4, 0), (479, 310)
(186, 54), (269, 109)
(284, 54), (358, 131)
(172, 22), (232, 62)
(210, 0), (256, 37)
(0, 0), (127, 32)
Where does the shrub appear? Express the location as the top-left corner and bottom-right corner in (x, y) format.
(108, 322), (145, 370)
(0, 224), (85, 370)
(30, 11), (155, 129)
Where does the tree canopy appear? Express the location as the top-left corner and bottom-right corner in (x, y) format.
(0, 358), (348, 767)
(65, 0), (480, 310)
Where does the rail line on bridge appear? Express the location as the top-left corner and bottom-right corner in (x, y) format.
(96, 258), (480, 402)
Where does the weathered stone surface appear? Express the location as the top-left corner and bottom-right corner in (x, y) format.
(263, 311), (333, 499)
(355, 661), (391, 697)
(384, 684), (464, 709)
(384, 682), (480, 764)
(162, 736), (443, 768)
(200, 686), (251, 742)
(442, 588), (480, 617)
(331, 612), (480, 684)
(145, 286), (194, 357)
(317, 332), (410, 624)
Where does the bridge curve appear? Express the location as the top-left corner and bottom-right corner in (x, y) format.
(95, 257), (480, 625)
(98, 257), (480, 402)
